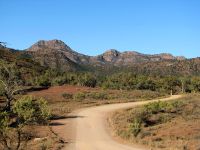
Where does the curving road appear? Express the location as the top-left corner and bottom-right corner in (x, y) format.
(57, 95), (182, 150)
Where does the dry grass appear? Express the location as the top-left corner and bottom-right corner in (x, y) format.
(108, 94), (200, 150)
(28, 85), (167, 116)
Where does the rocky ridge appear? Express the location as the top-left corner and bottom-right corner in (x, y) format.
(26, 39), (186, 69)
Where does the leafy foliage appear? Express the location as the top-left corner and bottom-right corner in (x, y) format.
(61, 92), (73, 99)
(0, 112), (8, 131)
(0, 61), (22, 110)
(73, 92), (86, 101)
(0, 96), (51, 150)
(87, 92), (108, 100)
(129, 100), (184, 136)
(129, 118), (141, 137)
(36, 76), (51, 87)
(13, 96), (51, 125)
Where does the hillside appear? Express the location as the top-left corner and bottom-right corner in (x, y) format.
(0, 45), (47, 85)
(25, 40), (187, 70)
(26, 40), (87, 71)
(1, 40), (200, 76)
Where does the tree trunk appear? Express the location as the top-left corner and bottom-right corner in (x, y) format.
(181, 80), (185, 93)
(4, 92), (13, 111)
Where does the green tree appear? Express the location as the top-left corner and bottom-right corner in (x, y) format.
(13, 96), (51, 125)
(0, 96), (51, 150)
(162, 76), (181, 95)
(36, 75), (51, 87)
(0, 61), (21, 111)
(77, 73), (97, 87)
(191, 77), (200, 92)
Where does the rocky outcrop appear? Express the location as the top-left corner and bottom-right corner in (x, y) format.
(26, 40), (90, 71)
(93, 50), (186, 66)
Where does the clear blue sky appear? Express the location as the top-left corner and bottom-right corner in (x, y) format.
(1, 0), (200, 58)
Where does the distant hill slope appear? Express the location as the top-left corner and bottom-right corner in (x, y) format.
(26, 40), (186, 66)
(1, 39), (200, 76)
(26, 40), (88, 71)
(0, 45), (47, 84)
(25, 39), (186, 69)
(93, 49), (186, 66)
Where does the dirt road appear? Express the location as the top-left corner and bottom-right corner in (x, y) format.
(53, 95), (182, 150)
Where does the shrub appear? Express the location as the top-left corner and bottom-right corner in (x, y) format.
(73, 92), (86, 101)
(0, 96), (51, 150)
(13, 96), (51, 125)
(88, 92), (108, 100)
(52, 76), (66, 86)
(131, 100), (185, 128)
(0, 111), (8, 131)
(83, 77), (97, 88)
(62, 93), (73, 99)
(76, 73), (97, 87)
(36, 76), (51, 87)
(129, 118), (142, 137)
(143, 101), (167, 114)
(143, 100), (184, 115)
(164, 100), (183, 113)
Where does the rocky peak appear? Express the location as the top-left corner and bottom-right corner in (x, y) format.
(156, 53), (176, 60)
(103, 49), (120, 56)
(27, 39), (73, 52)
(102, 49), (120, 62)
(25, 39), (188, 69)
(155, 53), (186, 60)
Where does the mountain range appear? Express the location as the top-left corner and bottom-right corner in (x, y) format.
(1, 39), (200, 76)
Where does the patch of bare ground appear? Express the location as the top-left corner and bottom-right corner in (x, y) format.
(108, 94), (200, 150)
(19, 125), (64, 150)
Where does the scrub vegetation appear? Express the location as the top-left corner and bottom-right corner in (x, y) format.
(109, 94), (200, 150)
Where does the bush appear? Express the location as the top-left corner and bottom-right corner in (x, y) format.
(128, 100), (185, 130)
(129, 118), (142, 137)
(36, 76), (51, 87)
(143, 101), (167, 114)
(0, 112), (8, 131)
(52, 76), (66, 86)
(88, 92), (108, 100)
(78, 74), (97, 87)
(0, 96), (51, 149)
(83, 77), (97, 88)
(13, 96), (51, 125)
(16, 53), (32, 61)
(62, 93), (73, 99)
(73, 92), (86, 101)
(143, 100), (183, 114)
